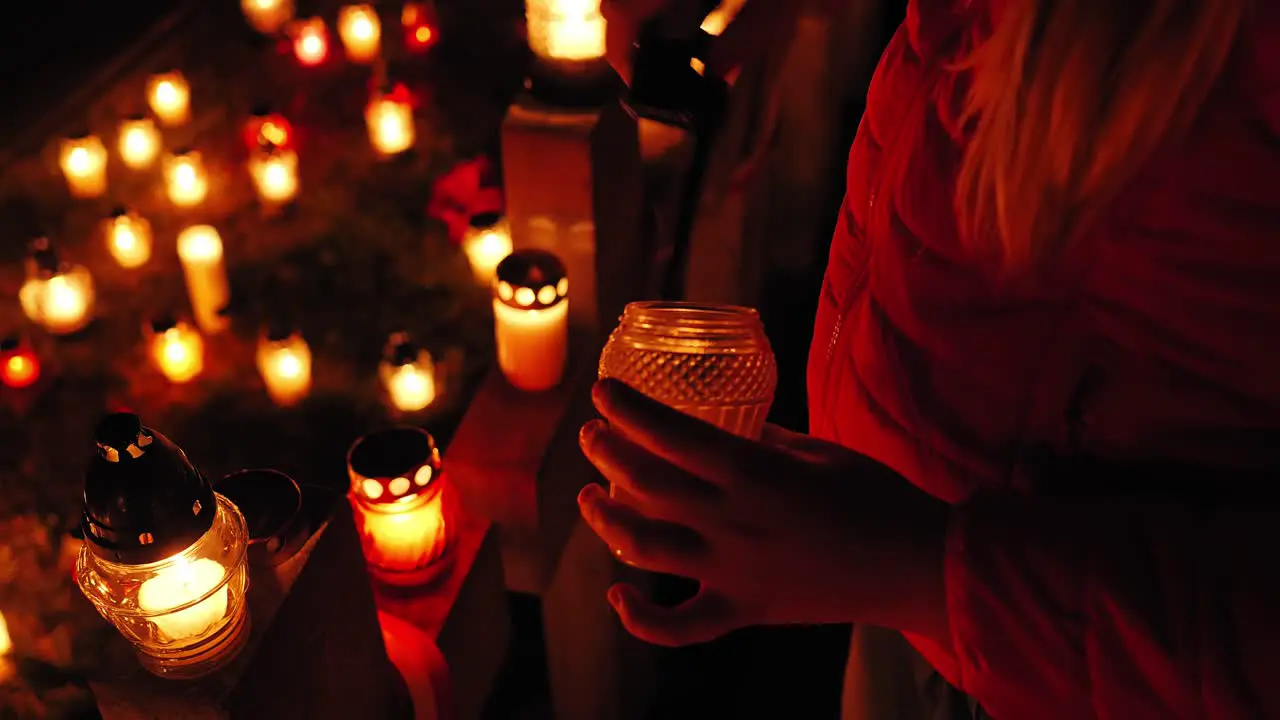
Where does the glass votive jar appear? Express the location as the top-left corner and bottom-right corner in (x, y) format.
(493, 249), (569, 392)
(347, 427), (450, 587)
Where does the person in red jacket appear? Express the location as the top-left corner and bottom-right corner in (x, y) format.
(583, 0), (1280, 718)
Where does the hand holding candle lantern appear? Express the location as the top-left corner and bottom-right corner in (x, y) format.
(176, 225), (230, 334)
(75, 413), (250, 679)
(241, 0), (294, 34)
(103, 208), (153, 269)
(463, 214), (513, 285)
(366, 84), (415, 157)
(0, 336), (40, 389)
(19, 239), (95, 336)
(338, 4), (382, 63)
(147, 71), (191, 126)
(256, 327), (312, 406)
(118, 115), (161, 170)
(148, 316), (204, 384)
(380, 333), (436, 413)
(291, 18), (329, 66)
(59, 133), (108, 198)
(248, 147), (299, 206)
(494, 250), (569, 392)
(165, 150), (209, 208)
(348, 427), (451, 586)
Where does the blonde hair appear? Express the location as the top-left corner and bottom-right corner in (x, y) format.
(954, 1), (1250, 269)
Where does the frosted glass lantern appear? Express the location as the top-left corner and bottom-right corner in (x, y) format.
(164, 150), (208, 208)
(599, 301), (777, 439)
(247, 147), (299, 206)
(348, 427), (451, 586)
(147, 71), (191, 126)
(366, 84), (415, 157)
(118, 115), (161, 170)
(494, 250), (569, 392)
(103, 208), (153, 269)
(75, 414), (250, 679)
(19, 239), (95, 336)
(338, 4), (381, 63)
(380, 333), (436, 413)
(462, 214), (513, 285)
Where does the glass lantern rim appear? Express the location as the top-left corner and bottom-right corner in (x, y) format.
(79, 493), (248, 619)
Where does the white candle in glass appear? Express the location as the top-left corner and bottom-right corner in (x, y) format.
(248, 148), (299, 205)
(59, 135), (108, 198)
(366, 90), (415, 157)
(462, 216), (513, 285)
(104, 210), (152, 269)
(147, 72), (191, 126)
(493, 250), (569, 391)
(338, 4), (381, 63)
(241, 0), (294, 34)
(118, 116), (161, 170)
(361, 492), (446, 571)
(151, 321), (204, 384)
(527, 0), (606, 61)
(165, 151), (208, 208)
(137, 558), (228, 642)
(256, 332), (312, 406)
(176, 226), (230, 334)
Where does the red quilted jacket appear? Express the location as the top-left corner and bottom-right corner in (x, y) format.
(807, 1), (1280, 718)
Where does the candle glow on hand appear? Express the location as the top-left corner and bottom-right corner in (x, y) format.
(137, 557), (228, 643)
(248, 149), (299, 205)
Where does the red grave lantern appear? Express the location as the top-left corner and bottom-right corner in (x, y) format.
(1, 336), (40, 389)
(243, 106), (295, 154)
(401, 2), (438, 52)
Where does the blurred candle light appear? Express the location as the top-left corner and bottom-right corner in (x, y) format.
(165, 150), (208, 208)
(241, 0), (294, 34)
(118, 115), (161, 170)
(243, 106), (294, 153)
(149, 317), (204, 384)
(256, 329), (312, 406)
(380, 333), (435, 413)
(147, 71), (191, 126)
(248, 148), (299, 206)
(462, 214), (513, 285)
(59, 134), (108, 198)
(103, 208), (153, 269)
(366, 84), (415, 157)
(401, 2), (437, 52)
(19, 239), (95, 336)
(291, 18), (329, 66)
(176, 226), (230, 334)
(0, 609), (12, 683)
(338, 4), (381, 63)
(0, 336), (40, 389)
(527, 0), (607, 62)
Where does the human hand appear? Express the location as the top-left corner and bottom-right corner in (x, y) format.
(600, 0), (805, 84)
(578, 378), (952, 647)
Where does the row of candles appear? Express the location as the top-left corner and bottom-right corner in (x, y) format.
(243, 1), (439, 65)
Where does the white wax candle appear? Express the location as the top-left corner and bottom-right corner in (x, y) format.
(137, 558), (228, 643)
(105, 213), (152, 269)
(360, 493), (446, 573)
(384, 363), (435, 412)
(463, 224), (513, 285)
(148, 72), (191, 126)
(338, 4), (381, 63)
(366, 96), (415, 156)
(165, 152), (208, 208)
(494, 298), (569, 391)
(248, 149), (299, 205)
(256, 335), (312, 406)
(118, 117), (161, 170)
(152, 324), (204, 384)
(177, 226), (230, 334)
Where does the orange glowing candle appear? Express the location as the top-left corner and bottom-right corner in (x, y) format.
(401, 2), (437, 51)
(493, 250), (569, 391)
(241, 0), (294, 34)
(149, 318), (204, 384)
(147, 71), (191, 126)
(366, 85), (415, 157)
(0, 337), (40, 389)
(176, 225), (229, 334)
(103, 209), (153, 269)
(118, 115), (161, 170)
(338, 4), (381, 63)
(462, 214), (513, 285)
(291, 18), (329, 66)
(165, 150), (208, 208)
(256, 330), (312, 406)
(59, 134), (108, 198)
(247, 148), (299, 205)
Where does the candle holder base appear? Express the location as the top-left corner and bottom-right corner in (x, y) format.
(369, 543), (456, 589)
(134, 605), (251, 681)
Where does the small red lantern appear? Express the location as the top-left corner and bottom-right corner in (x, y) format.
(291, 17), (329, 66)
(243, 106), (295, 153)
(1, 336), (40, 389)
(401, 2), (438, 52)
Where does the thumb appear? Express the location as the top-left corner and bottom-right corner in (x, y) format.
(608, 584), (737, 646)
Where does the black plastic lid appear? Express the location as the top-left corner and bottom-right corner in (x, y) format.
(469, 212), (502, 229)
(495, 249), (568, 310)
(0, 335), (19, 353)
(386, 332), (419, 367)
(109, 205), (128, 219)
(149, 314), (178, 334)
(249, 102), (273, 118)
(29, 238), (60, 275)
(265, 317), (295, 343)
(81, 413), (217, 565)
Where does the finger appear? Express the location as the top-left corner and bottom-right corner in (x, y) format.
(608, 583), (737, 647)
(760, 423), (853, 463)
(705, 0), (802, 79)
(593, 378), (774, 487)
(580, 419), (723, 523)
(578, 484), (709, 576)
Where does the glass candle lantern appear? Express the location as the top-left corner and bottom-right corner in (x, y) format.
(347, 427), (450, 586)
(401, 2), (437, 52)
(164, 150), (208, 208)
(256, 328), (311, 406)
(118, 115), (161, 170)
(379, 333), (436, 413)
(463, 214), (513, 285)
(527, 0), (607, 62)
(19, 239), (95, 336)
(59, 134), (108, 198)
(0, 336), (40, 389)
(366, 84), (415, 157)
(103, 208), (153, 269)
(76, 413), (250, 679)
(147, 71), (191, 127)
(291, 18), (329, 66)
(176, 225), (229, 334)
(247, 147), (299, 206)
(599, 301), (777, 440)
(338, 4), (381, 63)
(241, 0), (294, 34)
(494, 250), (569, 392)
(147, 317), (204, 384)
(243, 106), (294, 154)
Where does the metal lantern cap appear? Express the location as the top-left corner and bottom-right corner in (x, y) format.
(385, 331), (421, 367)
(149, 314), (179, 334)
(81, 413), (217, 565)
(495, 249), (568, 311)
(28, 237), (61, 276)
(348, 427), (443, 506)
(108, 206), (129, 219)
(469, 212), (502, 230)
